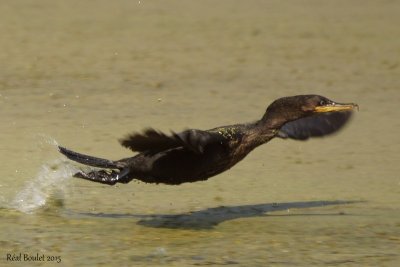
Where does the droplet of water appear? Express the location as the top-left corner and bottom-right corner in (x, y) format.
(152, 247), (167, 257)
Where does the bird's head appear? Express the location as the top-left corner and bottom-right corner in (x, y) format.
(262, 95), (358, 127)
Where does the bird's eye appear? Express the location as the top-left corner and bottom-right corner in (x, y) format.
(319, 100), (326, 106)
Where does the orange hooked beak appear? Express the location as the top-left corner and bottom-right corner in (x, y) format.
(314, 102), (359, 113)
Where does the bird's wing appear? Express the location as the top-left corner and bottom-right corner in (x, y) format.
(277, 111), (353, 140)
(120, 128), (225, 154)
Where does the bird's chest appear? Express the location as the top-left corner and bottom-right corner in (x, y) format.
(226, 133), (272, 167)
(226, 142), (253, 168)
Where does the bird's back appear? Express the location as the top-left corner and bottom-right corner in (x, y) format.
(121, 125), (251, 184)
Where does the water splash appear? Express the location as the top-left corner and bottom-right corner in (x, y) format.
(10, 159), (79, 214)
(35, 133), (59, 150)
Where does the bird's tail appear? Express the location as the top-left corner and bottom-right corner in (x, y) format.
(58, 146), (133, 185)
(58, 146), (120, 169)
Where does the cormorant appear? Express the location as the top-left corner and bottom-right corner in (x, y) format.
(59, 95), (357, 185)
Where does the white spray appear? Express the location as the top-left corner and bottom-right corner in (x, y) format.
(9, 159), (79, 213)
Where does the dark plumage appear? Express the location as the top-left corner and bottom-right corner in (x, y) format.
(59, 95), (357, 185)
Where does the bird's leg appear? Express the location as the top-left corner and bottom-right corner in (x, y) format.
(113, 168), (134, 184)
(74, 168), (131, 185)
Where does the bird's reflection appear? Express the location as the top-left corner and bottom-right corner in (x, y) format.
(77, 200), (361, 229)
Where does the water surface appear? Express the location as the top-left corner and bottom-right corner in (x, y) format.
(1, 1), (399, 266)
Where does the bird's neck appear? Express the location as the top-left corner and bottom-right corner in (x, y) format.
(240, 120), (279, 149)
(260, 110), (293, 129)
(243, 110), (297, 146)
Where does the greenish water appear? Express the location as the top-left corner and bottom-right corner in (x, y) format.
(1, 1), (399, 266)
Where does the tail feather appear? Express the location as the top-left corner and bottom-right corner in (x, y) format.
(58, 146), (119, 169)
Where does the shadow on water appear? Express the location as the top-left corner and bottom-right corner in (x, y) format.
(78, 200), (362, 229)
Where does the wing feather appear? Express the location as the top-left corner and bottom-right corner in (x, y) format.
(120, 128), (225, 154)
(278, 111), (353, 140)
